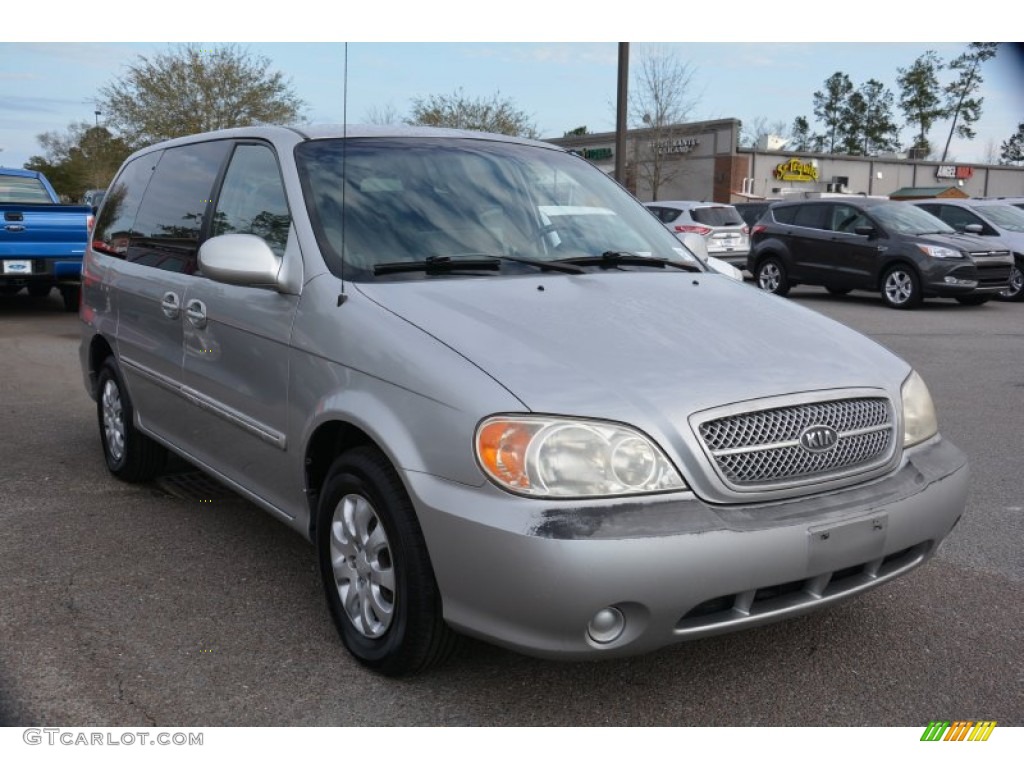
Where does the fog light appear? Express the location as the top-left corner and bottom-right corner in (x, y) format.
(587, 606), (625, 644)
(943, 276), (977, 287)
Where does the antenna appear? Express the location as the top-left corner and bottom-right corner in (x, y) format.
(338, 42), (349, 305)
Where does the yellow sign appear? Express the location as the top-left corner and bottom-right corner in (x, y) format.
(773, 158), (818, 182)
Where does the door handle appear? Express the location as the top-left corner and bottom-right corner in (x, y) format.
(185, 298), (208, 329)
(161, 291), (180, 319)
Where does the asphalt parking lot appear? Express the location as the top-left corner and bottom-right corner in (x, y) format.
(0, 285), (1021, 727)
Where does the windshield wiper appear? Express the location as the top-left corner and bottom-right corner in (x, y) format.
(375, 254), (587, 276)
(373, 255), (502, 276)
(559, 251), (701, 272)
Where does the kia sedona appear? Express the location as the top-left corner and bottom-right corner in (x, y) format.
(80, 126), (969, 674)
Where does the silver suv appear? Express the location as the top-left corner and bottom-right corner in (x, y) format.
(645, 201), (750, 268)
(79, 126), (969, 675)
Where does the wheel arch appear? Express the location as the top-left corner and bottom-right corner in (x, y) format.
(877, 259), (921, 291)
(87, 334), (116, 400)
(304, 419), (382, 541)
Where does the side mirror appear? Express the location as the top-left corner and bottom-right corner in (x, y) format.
(964, 223), (983, 235)
(199, 234), (282, 288)
(706, 256), (743, 281)
(678, 232), (710, 261)
(854, 225), (876, 238)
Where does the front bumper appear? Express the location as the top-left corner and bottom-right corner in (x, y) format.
(408, 437), (968, 660)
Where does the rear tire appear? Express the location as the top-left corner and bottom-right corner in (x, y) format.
(755, 257), (790, 296)
(96, 358), (166, 481)
(881, 265), (922, 309)
(317, 446), (457, 676)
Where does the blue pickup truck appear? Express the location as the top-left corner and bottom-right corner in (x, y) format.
(1, 167), (92, 311)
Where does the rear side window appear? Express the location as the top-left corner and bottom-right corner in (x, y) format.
(771, 205), (797, 225)
(690, 206), (743, 226)
(93, 152), (162, 256)
(127, 141), (231, 272)
(649, 207), (681, 223)
(793, 204), (828, 230)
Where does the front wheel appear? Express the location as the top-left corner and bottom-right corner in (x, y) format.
(755, 257), (790, 296)
(997, 260), (1023, 302)
(317, 446), (457, 676)
(96, 359), (166, 481)
(881, 265), (922, 309)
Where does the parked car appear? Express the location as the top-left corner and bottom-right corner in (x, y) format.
(81, 188), (107, 211)
(749, 198), (1013, 308)
(910, 198), (1024, 302)
(732, 201), (774, 229)
(80, 125), (968, 675)
(1, 167), (92, 309)
(645, 201), (750, 269)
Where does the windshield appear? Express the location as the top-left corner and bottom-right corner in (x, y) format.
(295, 138), (699, 280)
(972, 203), (1024, 232)
(867, 202), (956, 235)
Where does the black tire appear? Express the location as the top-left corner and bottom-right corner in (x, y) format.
(317, 446), (457, 676)
(755, 257), (790, 296)
(0, 286), (21, 296)
(997, 260), (1023, 302)
(880, 265), (922, 309)
(826, 286), (851, 296)
(96, 358), (166, 481)
(27, 284), (51, 298)
(955, 296), (990, 306)
(60, 285), (80, 313)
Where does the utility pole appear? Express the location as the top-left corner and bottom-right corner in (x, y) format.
(615, 43), (629, 185)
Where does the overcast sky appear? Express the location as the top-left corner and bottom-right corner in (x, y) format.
(2, 10), (1021, 169)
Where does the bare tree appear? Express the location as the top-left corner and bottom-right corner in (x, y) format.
(362, 103), (402, 125)
(628, 46), (700, 200)
(742, 116), (789, 149)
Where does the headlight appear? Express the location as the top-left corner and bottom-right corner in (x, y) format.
(917, 244), (963, 259)
(902, 370), (938, 447)
(475, 416), (687, 497)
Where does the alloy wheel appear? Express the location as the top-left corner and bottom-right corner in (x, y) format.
(329, 493), (395, 638)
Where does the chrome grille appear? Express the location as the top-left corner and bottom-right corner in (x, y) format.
(698, 398), (894, 488)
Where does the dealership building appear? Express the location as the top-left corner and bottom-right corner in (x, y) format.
(548, 119), (1024, 202)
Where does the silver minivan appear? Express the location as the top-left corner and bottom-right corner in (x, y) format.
(80, 126), (969, 675)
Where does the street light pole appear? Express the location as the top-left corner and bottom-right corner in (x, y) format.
(615, 43), (629, 186)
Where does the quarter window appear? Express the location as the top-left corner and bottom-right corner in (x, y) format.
(212, 144), (291, 257)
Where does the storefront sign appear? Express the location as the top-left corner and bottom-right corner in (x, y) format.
(773, 158), (819, 182)
(651, 137), (700, 155)
(936, 165), (973, 180)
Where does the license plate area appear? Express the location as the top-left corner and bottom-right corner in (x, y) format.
(807, 514), (888, 575)
(2, 260), (32, 274)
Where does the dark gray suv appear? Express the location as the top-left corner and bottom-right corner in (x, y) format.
(749, 199), (1013, 308)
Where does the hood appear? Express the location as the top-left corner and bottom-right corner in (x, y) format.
(357, 271), (909, 422)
